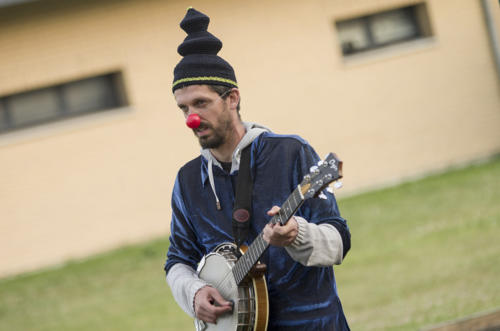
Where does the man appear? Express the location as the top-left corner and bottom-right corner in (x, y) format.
(165, 8), (351, 330)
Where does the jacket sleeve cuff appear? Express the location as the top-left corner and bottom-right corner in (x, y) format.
(285, 217), (344, 266)
(189, 282), (210, 317)
(166, 263), (209, 318)
(290, 216), (308, 248)
(285, 216), (314, 265)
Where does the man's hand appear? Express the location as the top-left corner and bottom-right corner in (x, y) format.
(263, 206), (299, 247)
(194, 286), (233, 324)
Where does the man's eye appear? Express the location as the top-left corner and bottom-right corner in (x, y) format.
(195, 100), (207, 107)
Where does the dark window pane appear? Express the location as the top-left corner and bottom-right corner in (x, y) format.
(63, 75), (117, 114)
(8, 88), (60, 127)
(337, 18), (371, 54)
(371, 9), (418, 44)
(0, 100), (8, 131)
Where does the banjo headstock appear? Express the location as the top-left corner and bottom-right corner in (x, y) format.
(299, 153), (343, 199)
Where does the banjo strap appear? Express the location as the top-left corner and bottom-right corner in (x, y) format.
(232, 145), (253, 251)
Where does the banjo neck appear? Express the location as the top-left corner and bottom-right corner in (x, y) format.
(230, 152), (343, 286)
(231, 187), (305, 285)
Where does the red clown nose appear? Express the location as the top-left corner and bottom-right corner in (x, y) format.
(186, 114), (201, 129)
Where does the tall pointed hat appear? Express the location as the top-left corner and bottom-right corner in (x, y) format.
(172, 8), (237, 92)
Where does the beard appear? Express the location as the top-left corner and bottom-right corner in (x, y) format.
(194, 106), (234, 149)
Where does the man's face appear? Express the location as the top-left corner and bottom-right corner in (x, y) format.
(174, 85), (234, 149)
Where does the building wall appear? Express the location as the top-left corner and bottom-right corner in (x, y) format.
(0, 0), (499, 276)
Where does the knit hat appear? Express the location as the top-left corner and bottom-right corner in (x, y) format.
(172, 7), (238, 93)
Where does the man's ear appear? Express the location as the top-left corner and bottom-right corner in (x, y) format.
(228, 88), (240, 111)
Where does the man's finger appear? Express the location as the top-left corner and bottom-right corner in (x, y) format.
(195, 286), (233, 323)
(213, 304), (233, 316)
(207, 288), (233, 319)
(198, 310), (217, 324)
(267, 205), (281, 216)
(209, 287), (232, 307)
(262, 224), (273, 243)
(277, 217), (298, 234)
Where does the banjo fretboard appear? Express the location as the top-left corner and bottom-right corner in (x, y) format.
(231, 187), (304, 285)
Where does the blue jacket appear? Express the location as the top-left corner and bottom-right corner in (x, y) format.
(165, 132), (351, 330)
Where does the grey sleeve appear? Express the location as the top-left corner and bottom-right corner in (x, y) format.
(285, 216), (344, 266)
(166, 263), (209, 318)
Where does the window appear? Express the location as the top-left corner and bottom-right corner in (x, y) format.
(335, 3), (433, 56)
(0, 72), (127, 133)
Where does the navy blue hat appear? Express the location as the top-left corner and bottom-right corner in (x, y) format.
(172, 8), (237, 93)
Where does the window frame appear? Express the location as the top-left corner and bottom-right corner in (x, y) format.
(0, 72), (127, 134)
(335, 3), (433, 57)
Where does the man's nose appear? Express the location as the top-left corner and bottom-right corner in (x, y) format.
(186, 113), (201, 129)
(186, 107), (200, 117)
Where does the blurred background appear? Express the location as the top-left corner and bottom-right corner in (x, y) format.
(0, 0), (499, 330)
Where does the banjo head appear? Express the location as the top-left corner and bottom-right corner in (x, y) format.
(196, 243), (263, 331)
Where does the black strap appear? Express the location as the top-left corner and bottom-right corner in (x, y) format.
(232, 145), (253, 250)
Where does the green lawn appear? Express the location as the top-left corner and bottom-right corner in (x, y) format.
(1, 157), (499, 330)
(337, 157), (500, 330)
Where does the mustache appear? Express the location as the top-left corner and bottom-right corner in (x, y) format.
(193, 121), (212, 132)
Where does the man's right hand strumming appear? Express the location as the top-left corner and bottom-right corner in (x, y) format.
(194, 286), (233, 324)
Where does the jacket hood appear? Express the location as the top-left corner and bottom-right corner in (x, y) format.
(200, 122), (270, 210)
(200, 122), (270, 173)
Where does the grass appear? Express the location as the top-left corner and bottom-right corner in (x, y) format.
(0, 157), (499, 330)
(0, 239), (190, 331)
(337, 156), (500, 330)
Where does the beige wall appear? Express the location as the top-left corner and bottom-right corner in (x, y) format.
(0, 0), (499, 276)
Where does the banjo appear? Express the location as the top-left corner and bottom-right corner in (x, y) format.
(195, 153), (343, 331)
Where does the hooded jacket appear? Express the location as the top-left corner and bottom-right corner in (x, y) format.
(165, 122), (351, 330)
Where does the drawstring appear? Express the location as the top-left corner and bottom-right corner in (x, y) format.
(203, 122), (269, 211)
(208, 158), (222, 210)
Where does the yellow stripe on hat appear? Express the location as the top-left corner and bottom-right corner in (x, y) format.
(173, 76), (238, 88)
